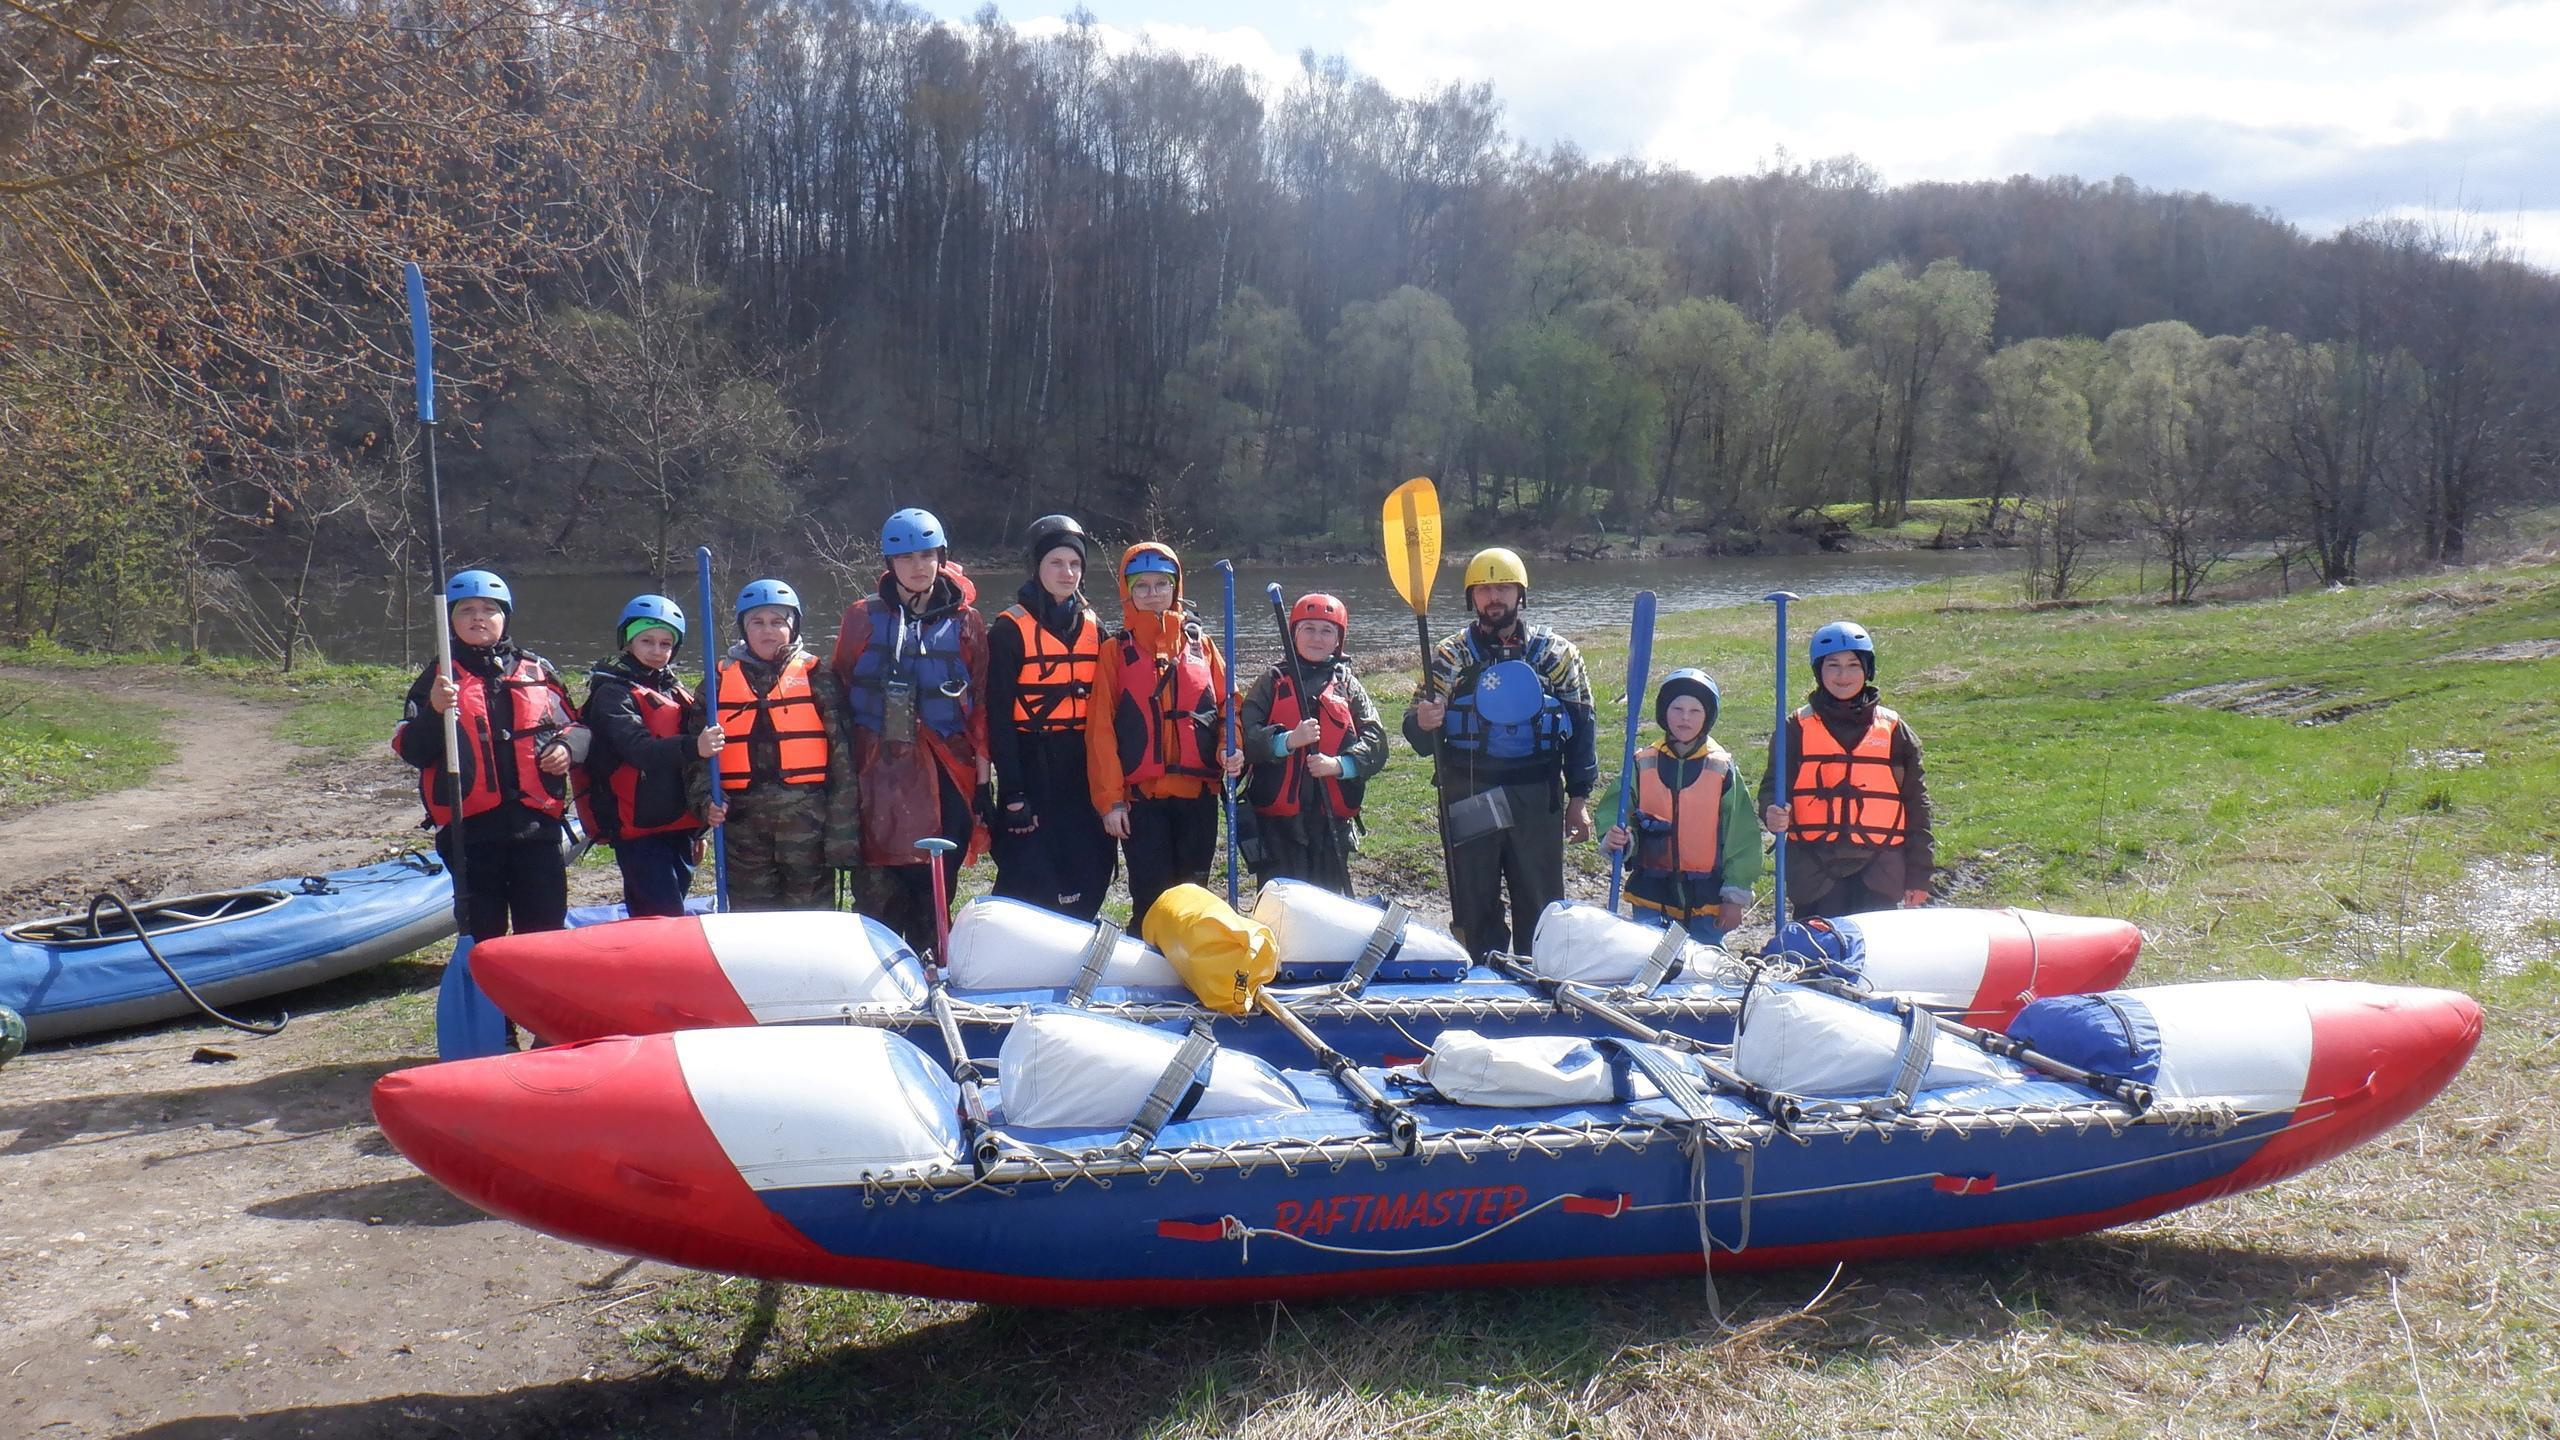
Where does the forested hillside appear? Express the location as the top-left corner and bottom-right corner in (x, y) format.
(4, 0), (2554, 652)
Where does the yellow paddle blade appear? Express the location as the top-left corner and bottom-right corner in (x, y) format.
(1141, 884), (1278, 1016)
(1381, 475), (1441, 616)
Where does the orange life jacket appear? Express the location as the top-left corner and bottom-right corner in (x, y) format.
(395, 656), (568, 826)
(1112, 627), (1221, 786)
(1786, 704), (1909, 847)
(1632, 743), (1727, 883)
(717, 652), (830, 792)
(579, 674), (700, 841)
(1249, 665), (1360, 820)
(1000, 603), (1099, 734)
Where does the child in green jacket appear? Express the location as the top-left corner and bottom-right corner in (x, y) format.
(1600, 668), (1760, 944)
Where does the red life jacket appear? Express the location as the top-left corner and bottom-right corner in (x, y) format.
(578, 674), (700, 842)
(1249, 665), (1360, 820)
(395, 656), (568, 826)
(1786, 704), (1909, 847)
(1112, 627), (1221, 786)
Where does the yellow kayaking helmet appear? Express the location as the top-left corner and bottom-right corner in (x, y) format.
(1462, 547), (1530, 595)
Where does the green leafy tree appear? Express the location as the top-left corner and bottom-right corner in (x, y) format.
(1982, 337), (2108, 598)
(1163, 288), (1310, 529)
(2099, 322), (2252, 603)
(1326, 286), (1476, 525)
(1733, 315), (1865, 520)
(1845, 259), (1998, 524)
(1640, 296), (1756, 518)
(2234, 329), (2412, 586)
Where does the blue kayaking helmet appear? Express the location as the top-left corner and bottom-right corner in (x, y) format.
(1122, 550), (1180, 578)
(735, 578), (803, 638)
(1808, 621), (1875, 678)
(1654, 667), (1720, 732)
(617, 594), (686, 649)
(445, 569), (512, 614)
(882, 507), (948, 559)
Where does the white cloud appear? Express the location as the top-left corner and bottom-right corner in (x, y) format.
(1012, 14), (1309, 97)
(954, 1), (2560, 266)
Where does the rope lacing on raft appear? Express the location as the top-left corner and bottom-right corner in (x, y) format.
(859, 1085), (2269, 1204)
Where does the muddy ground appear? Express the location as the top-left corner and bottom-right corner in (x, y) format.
(0, 667), (1492, 1439)
(2, 667), (680, 1438)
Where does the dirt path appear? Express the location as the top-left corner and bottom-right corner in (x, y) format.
(1, 667), (661, 1438)
(0, 667), (417, 916)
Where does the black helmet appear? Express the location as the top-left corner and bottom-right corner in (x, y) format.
(1654, 668), (1721, 733)
(1024, 513), (1089, 571)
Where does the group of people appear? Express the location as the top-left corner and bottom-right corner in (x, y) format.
(392, 512), (1934, 964)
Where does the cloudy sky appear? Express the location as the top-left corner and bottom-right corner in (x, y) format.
(917, 0), (2560, 268)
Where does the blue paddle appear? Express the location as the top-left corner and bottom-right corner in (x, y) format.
(1606, 591), (1656, 914)
(1765, 590), (1802, 927)
(411, 262), (508, 1061)
(1216, 560), (1240, 907)
(696, 545), (729, 913)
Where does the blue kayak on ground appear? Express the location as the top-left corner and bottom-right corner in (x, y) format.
(1, 854), (456, 1043)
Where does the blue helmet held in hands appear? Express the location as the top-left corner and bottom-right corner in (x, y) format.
(1654, 667), (1720, 732)
(445, 569), (512, 614)
(617, 594), (686, 648)
(1808, 621), (1875, 678)
(882, 508), (947, 559)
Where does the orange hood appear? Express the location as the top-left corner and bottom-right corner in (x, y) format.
(1115, 541), (1190, 654)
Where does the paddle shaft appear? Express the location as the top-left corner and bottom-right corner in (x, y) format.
(1482, 952), (1794, 1121)
(1266, 584), (1343, 879)
(1794, 978), (2158, 1112)
(1383, 479), (1455, 906)
(918, 837), (958, 964)
(1216, 561), (1240, 907)
(1252, 988), (1419, 1151)
(406, 262), (469, 936)
(1764, 591), (1800, 924)
(1606, 592), (1656, 914)
(697, 546), (729, 912)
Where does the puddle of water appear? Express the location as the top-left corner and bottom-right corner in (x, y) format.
(2436, 639), (2560, 664)
(2339, 855), (2560, 978)
(2409, 748), (2486, 770)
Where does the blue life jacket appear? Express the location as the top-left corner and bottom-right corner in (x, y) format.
(846, 595), (972, 739)
(1443, 654), (1571, 763)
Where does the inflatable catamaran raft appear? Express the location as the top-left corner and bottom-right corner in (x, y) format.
(469, 881), (2144, 1064)
(376, 954), (2480, 1306)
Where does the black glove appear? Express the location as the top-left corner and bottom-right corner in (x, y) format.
(993, 784), (1044, 830)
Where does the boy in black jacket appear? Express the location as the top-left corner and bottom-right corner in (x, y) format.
(392, 570), (584, 940)
(581, 594), (725, 917)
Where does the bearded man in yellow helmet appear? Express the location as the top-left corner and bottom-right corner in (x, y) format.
(1403, 547), (1597, 957)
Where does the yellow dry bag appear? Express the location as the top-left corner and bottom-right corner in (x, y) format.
(1141, 884), (1279, 1017)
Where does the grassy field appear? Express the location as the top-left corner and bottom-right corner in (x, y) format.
(0, 669), (172, 816)
(0, 637), (416, 760)
(9, 561), (2555, 1437)
(609, 556), (2559, 1439)
(1814, 496), (2011, 545)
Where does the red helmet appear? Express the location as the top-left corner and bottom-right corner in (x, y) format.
(1290, 592), (1349, 640)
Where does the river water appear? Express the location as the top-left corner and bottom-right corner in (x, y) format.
(250, 547), (2012, 672)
